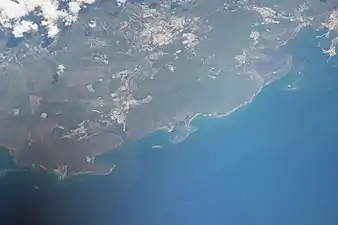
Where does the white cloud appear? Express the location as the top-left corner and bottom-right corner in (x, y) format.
(12, 20), (38, 37)
(116, 0), (127, 7)
(0, 0), (98, 38)
(68, 2), (81, 15)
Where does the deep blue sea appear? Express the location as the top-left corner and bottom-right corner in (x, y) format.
(1, 29), (338, 225)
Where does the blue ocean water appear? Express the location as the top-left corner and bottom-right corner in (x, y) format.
(94, 29), (338, 225)
(1, 29), (338, 225)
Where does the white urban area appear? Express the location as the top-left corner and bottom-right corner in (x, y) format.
(0, 0), (123, 38)
(320, 9), (338, 59)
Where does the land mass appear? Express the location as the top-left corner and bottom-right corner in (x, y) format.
(0, 0), (335, 178)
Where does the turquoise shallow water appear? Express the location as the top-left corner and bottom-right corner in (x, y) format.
(1, 29), (338, 225)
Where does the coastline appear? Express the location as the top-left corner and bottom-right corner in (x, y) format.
(0, 63), (293, 180)
(180, 56), (294, 143)
(140, 72), (289, 146)
(0, 44), (295, 178)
